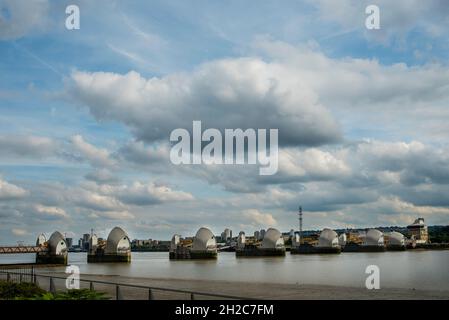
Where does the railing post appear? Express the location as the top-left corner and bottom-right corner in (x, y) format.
(191, 293), (195, 300)
(49, 277), (56, 294)
(148, 288), (154, 300)
(116, 285), (123, 300)
(7, 272), (10, 282)
(90, 281), (94, 291)
(19, 273), (22, 283)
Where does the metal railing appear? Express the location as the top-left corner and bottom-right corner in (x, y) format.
(0, 265), (35, 283)
(0, 269), (253, 300)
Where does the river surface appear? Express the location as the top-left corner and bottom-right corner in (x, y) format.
(1, 251), (448, 290)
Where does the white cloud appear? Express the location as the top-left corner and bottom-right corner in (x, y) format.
(0, 135), (57, 159)
(243, 209), (277, 227)
(73, 190), (126, 212)
(277, 147), (351, 181)
(71, 135), (115, 167)
(11, 228), (28, 236)
(34, 204), (68, 219)
(113, 181), (194, 205)
(0, 178), (28, 200)
(118, 141), (170, 170)
(253, 39), (449, 142)
(85, 169), (118, 184)
(89, 210), (135, 220)
(67, 57), (342, 147)
(69, 40), (449, 150)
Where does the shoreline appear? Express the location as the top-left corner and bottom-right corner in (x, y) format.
(34, 270), (449, 300)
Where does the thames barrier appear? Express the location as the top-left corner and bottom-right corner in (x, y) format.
(1, 218), (448, 267)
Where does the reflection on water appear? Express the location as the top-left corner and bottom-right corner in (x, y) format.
(1, 250), (448, 290)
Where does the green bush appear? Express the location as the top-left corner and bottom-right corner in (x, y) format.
(0, 280), (109, 300)
(52, 289), (109, 300)
(20, 289), (110, 300)
(0, 280), (46, 299)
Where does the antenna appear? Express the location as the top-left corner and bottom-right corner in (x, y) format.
(299, 206), (303, 245)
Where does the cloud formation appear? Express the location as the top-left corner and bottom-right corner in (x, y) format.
(0, 135), (57, 159)
(34, 204), (68, 219)
(1, 2), (449, 243)
(243, 209), (277, 227)
(0, 178), (28, 200)
(67, 57), (342, 147)
(70, 135), (115, 167)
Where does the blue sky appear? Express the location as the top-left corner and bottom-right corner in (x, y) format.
(1, 0), (449, 244)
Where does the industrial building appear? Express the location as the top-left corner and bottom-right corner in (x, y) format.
(407, 218), (429, 244)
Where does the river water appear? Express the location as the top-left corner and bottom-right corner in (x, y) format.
(1, 251), (448, 290)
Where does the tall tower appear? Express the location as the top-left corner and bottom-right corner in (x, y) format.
(298, 206), (303, 245)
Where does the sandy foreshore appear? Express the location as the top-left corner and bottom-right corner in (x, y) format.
(34, 270), (449, 300)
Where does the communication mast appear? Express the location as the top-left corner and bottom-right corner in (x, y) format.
(298, 206), (303, 244)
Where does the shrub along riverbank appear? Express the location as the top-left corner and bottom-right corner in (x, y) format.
(0, 280), (109, 300)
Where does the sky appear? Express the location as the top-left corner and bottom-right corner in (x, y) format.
(1, 0), (449, 244)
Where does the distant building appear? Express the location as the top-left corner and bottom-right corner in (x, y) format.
(82, 233), (91, 251)
(132, 239), (152, 247)
(237, 232), (246, 249)
(407, 218), (429, 244)
(254, 231), (260, 240)
(89, 234), (98, 254)
(338, 233), (347, 247)
(292, 233), (300, 247)
(221, 228), (232, 241)
(289, 229), (295, 238)
(65, 237), (73, 249)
